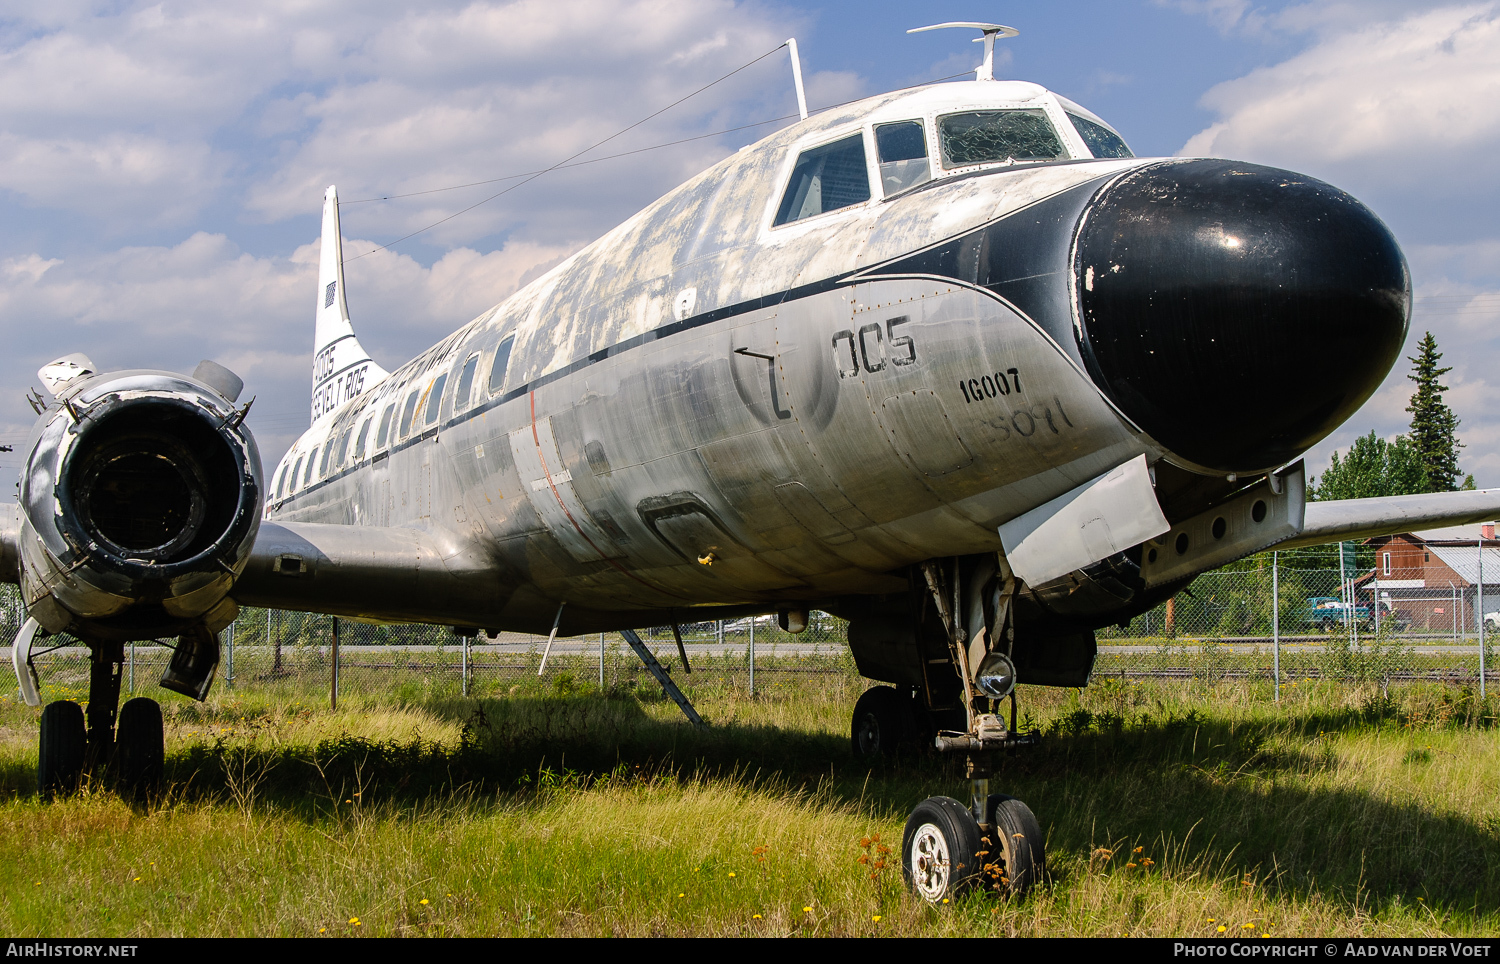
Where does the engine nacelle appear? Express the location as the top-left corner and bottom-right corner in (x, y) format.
(17, 364), (261, 641)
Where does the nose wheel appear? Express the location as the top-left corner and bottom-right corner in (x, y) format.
(901, 790), (1045, 903)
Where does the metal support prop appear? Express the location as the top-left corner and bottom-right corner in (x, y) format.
(537, 601), (566, 675)
(619, 628), (705, 728)
(670, 621), (692, 675)
(1272, 550), (1280, 703)
(330, 616), (340, 711)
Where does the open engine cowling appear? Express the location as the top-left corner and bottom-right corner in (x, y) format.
(17, 366), (262, 641)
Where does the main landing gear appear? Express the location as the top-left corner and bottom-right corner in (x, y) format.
(28, 627), (217, 803)
(34, 638), (166, 802)
(851, 555), (1047, 903)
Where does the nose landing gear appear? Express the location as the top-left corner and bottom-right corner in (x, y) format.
(875, 555), (1048, 903)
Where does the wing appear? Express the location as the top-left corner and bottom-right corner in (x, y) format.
(232, 521), (504, 627)
(1274, 489), (1500, 550)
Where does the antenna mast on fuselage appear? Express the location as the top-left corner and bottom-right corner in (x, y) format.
(907, 21), (1020, 82)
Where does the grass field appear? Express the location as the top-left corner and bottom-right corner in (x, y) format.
(0, 663), (1496, 937)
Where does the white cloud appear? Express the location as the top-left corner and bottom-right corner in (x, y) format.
(1303, 238), (1500, 485)
(1179, 4), (1500, 188)
(0, 231), (579, 466)
(0, 0), (810, 236)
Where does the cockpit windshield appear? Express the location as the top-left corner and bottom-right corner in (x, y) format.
(938, 109), (1066, 169)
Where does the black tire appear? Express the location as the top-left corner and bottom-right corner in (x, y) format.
(850, 686), (908, 760)
(981, 794), (1046, 899)
(901, 795), (984, 903)
(113, 698), (164, 801)
(38, 700), (86, 801)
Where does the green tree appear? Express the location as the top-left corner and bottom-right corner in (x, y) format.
(1309, 431), (1428, 501)
(1406, 331), (1464, 492)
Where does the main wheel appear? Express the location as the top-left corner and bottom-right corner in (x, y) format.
(851, 686), (908, 760)
(38, 700), (86, 801)
(113, 698), (164, 801)
(901, 795), (983, 903)
(982, 794), (1046, 899)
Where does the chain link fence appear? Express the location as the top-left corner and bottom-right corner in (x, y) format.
(2, 545), (1496, 708)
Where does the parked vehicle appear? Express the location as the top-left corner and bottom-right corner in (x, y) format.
(1303, 596), (1403, 631)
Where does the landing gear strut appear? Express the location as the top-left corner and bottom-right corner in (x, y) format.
(893, 555), (1047, 902)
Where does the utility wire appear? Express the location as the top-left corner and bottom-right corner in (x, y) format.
(342, 115), (800, 205)
(347, 41), (791, 261)
(342, 69), (978, 251)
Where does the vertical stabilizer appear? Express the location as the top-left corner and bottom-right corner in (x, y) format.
(312, 185), (388, 426)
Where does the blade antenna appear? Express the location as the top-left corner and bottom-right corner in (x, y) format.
(907, 22), (1020, 82)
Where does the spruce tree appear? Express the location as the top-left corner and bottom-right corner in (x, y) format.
(1406, 332), (1464, 492)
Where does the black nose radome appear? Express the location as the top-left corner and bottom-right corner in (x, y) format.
(1073, 159), (1409, 473)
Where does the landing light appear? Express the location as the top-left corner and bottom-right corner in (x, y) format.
(975, 651), (1018, 699)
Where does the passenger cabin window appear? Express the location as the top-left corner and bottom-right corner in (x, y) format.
(773, 133), (871, 226)
(302, 450), (317, 487)
(319, 440), (334, 477)
(488, 336), (515, 396)
(423, 373), (447, 426)
(454, 353), (479, 411)
(292, 457), (304, 490)
(875, 121), (931, 195)
(275, 465), (288, 499)
(398, 389), (421, 439)
(336, 427), (352, 467)
(1066, 112), (1133, 159)
(938, 110), (1066, 169)
(376, 404), (394, 448)
(354, 418), (371, 460)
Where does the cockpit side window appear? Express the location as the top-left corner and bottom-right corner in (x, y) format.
(773, 133), (871, 226)
(875, 121), (931, 195)
(1066, 112), (1134, 159)
(938, 110), (1066, 169)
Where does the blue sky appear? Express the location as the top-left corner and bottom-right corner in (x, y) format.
(1, 0), (1496, 486)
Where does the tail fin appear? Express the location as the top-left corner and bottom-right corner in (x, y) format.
(312, 185), (388, 426)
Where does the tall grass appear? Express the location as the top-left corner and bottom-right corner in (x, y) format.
(0, 669), (1495, 936)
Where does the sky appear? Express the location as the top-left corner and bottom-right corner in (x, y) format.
(0, 0), (1497, 490)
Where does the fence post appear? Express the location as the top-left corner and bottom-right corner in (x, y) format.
(462, 633), (470, 697)
(1480, 535), (1487, 700)
(330, 616), (339, 710)
(226, 620), (235, 690)
(599, 632), (605, 687)
(748, 616), (755, 696)
(1272, 550), (1280, 703)
(128, 641), (135, 694)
